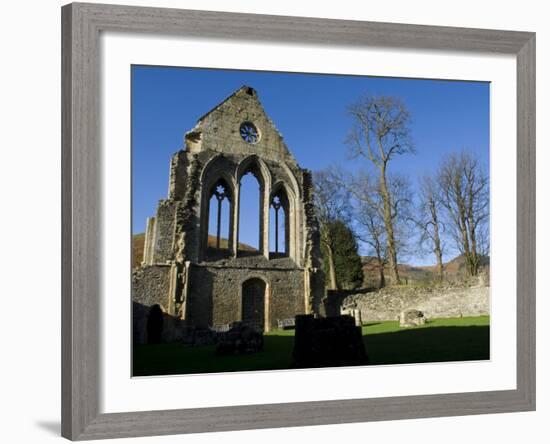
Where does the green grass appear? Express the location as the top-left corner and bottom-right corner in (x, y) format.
(133, 316), (489, 376)
(361, 316), (489, 365)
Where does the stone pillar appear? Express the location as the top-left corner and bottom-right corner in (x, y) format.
(228, 194), (236, 257)
(167, 262), (178, 315)
(303, 268), (311, 314)
(143, 217), (156, 265)
(287, 190), (300, 265)
(264, 283), (271, 332)
(284, 203), (290, 257)
(167, 150), (187, 200)
(232, 183), (240, 257)
(179, 261), (191, 320)
(151, 201), (176, 263)
(262, 185), (270, 259)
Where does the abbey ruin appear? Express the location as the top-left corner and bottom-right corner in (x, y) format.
(133, 86), (325, 343)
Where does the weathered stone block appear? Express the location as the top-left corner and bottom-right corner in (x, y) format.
(399, 309), (427, 327)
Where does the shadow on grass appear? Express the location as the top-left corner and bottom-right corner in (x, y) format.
(133, 334), (296, 377)
(365, 325), (490, 365)
(363, 322), (382, 327)
(133, 325), (489, 376)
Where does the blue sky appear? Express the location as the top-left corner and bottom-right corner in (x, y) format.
(132, 65), (489, 265)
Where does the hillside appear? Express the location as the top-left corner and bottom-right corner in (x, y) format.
(132, 233), (256, 268)
(361, 254), (490, 287)
(418, 254), (490, 275)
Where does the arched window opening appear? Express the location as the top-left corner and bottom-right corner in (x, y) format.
(207, 179), (231, 257)
(269, 188), (289, 258)
(238, 172), (261, 255)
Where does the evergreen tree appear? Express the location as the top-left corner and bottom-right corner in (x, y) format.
(321, 220), (364, 290)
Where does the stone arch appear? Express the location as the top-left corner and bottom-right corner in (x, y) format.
(200, 154), (237, 185)
(235, 155), (272, 258)
(236, 154), (271, 187)
(240, 276), (270, 332)
(269, 181), (291, 258)
(276, 164), (302, 264)
(199, 156), (237, 260)
(207, 177), (233, 256)
(146, 304), (164, 344)
(270, 179), (300, 263)
(280, 162), (301, 200)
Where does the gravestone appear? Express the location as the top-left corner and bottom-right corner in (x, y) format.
(341, 308), (363, 327)
(215, 322), (264, 355)
(292, 314), (369, 368)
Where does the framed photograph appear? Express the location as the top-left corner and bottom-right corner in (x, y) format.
(61, 2), (535, 440)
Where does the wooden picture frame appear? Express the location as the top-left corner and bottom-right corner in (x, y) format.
(61, 2), (535, 440)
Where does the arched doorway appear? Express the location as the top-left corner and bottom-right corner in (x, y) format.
(146, 304), (163, 344)
(241, 278), (267, 332)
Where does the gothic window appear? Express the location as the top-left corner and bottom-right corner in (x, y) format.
(239, 122), (260, 144)
(207, 179), (231, 255)
(238, 172), (261, 254)
(269, 188), (289, 258)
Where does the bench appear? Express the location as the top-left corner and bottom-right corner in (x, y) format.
(277, 318), (296, 330)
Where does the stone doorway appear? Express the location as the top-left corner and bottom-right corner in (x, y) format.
(146, 304), (164, 344)
(241, 278), (266, 332)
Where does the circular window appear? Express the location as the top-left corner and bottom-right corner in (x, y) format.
(239, 122), (260, 144)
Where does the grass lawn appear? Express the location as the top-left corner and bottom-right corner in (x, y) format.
(133, 316), (489, 376)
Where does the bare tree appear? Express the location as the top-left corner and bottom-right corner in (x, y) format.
(347, 94), (415, 284)
(347, 170), (413, 288)
(436, 151), (489, 276)
(414, 175), (445, 282)
(351, 173), (387, 288)
(386, 174), (415, 265)
(313, 168), (350, 290)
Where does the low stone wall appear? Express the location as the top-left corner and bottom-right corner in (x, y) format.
(341, 284), (490, 322)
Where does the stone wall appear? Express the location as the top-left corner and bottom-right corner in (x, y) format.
(168, 149), (189, 200)
(132, 265), (174, 345)
(151, 200), (177, 263)
(301, 169), (325, 313)
(339, 284), (490, 322)
(132, 265), (172, 309)
(186, 258), (306, 330)
(132, 301), (190, 345)
(186, 86), (295, 164)
(174, 154), (202, 263)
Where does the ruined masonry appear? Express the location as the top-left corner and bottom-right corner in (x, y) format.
(133, 86), (325, 343)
